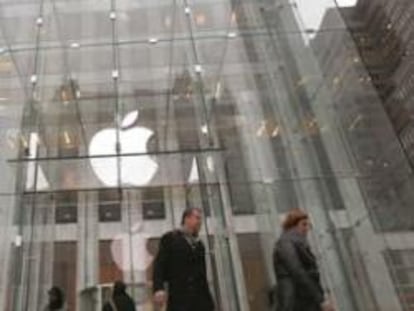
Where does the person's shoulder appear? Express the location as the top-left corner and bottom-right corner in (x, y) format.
(102, 302), (112, 311)
(275, 232), (293, 247)
(162, 229), (182, 239)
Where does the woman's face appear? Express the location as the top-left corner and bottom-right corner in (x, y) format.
(296, 218), (311, 236)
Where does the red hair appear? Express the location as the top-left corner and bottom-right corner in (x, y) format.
(282, 208), (309, 231)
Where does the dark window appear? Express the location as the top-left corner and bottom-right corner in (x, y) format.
(142, 187), (165, 220)
(385, 250), (414, 311)
(99, 189), (122, 222)
(55, 191), (78, 224)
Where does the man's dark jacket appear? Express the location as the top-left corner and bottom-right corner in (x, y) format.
(273, 230), (324, 311)
(153, 230), (214, 311)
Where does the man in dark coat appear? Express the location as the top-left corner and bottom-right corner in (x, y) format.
(152, 207), (214, 311)
(102, 281), (136, 311)
(273, 208), (334, 311)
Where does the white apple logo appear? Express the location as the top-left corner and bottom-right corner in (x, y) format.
(89, 110), (158, 186)
(111, 222), (154, 272)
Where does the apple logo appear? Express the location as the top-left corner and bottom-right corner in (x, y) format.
(110, 222), (154, 272)
(89, 110), (158, 186)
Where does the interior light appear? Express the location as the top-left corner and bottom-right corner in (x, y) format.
(256, 121), (267, 137)
(272, 126), (280, 137)
(195, 13), (206, 26)
(110, 11), (117, 20)
(112, 70), (119, 79)
(184, 7), (191, 15)
(63, 131), (71, 145)
(70, 42), (80, 49)
(148, 37), (159, 44)
(194, 64), (203, 73)
(14, 235), (22, 247)
(231, 12), (237, 23)
(201, 124), (209, 134)
(227, 32), (237, 38)
(36, 17), (43, 26)
(30, 75), (37, 84)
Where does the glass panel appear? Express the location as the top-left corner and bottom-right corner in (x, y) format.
(2, 0), (414, 311)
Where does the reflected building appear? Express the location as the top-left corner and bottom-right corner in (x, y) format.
(314, 0), (414, 230)
(313, 1), (414, 309)
(0, 1), (413, 311)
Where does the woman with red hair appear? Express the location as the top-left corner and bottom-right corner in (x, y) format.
(273, 209), (334, 311)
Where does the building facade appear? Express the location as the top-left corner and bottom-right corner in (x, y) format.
(0, 0), (413, 310)
(314, 0), (414, 309)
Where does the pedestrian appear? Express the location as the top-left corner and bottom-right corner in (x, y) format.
(153, 207), (215, 311)
(273, 208), (334, 311)
(102, 281), (136, 311)
(44, 286), (66, 311)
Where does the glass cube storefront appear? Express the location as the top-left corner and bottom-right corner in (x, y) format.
(0, 0), (414, 310)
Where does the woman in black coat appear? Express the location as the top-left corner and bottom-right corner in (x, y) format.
(102, 281), (136, 311)
(273, 209), (334, 311)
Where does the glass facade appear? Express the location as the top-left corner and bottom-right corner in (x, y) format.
(0, 0), (413, 310)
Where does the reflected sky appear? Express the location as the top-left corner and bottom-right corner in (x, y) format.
(296, 0), (358, 30)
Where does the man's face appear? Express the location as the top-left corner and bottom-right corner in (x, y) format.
(49, 292), (58, 303)
(185, 209), (203, 234)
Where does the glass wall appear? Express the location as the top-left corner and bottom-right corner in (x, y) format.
(0, 0), (413, 310)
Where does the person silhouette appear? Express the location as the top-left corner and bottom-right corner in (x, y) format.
(102, 281), (136, 311)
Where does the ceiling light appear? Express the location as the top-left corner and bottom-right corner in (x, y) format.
(194, 64), (203, 73)
(36, 17), (43, 26)
(148, 37), (159, 44)
(227, 32), (237, 38)
(271, 126), (280, 137)
(30, 75), (37, 84)
(63, 131), (71, 145)
(184, 7), (191, 15)
(70, 42), (80, 49)
(256, 121), (267, 137)
(14, 235), (22, 247)
(112, 70), (119, 79)
(110, 11), (117, 20)
(201, 124), (209, 134)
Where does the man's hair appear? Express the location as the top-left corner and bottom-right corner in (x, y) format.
(282, 208), (309, 231)
(181, 207), (202, 225)
(113, 280), (127, 297)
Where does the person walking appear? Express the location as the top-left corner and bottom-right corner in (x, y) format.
(273, 208), (334, 311)
(152, 207), (214, 311)
(44, 286), (66, 311)
(102, 281), (136, 311)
